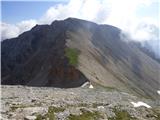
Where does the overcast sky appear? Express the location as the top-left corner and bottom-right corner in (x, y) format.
(1, 0), (159, 42)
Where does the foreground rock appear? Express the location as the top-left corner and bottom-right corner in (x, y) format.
(1, 85), (160, 120)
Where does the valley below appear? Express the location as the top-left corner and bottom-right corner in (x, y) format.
(1, 85), (160, 120)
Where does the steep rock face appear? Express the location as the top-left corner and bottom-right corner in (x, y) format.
(1, 18), (160, 99)
(1, 20), (88, 88)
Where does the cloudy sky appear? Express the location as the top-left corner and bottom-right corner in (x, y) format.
(1, 0), (159, 43)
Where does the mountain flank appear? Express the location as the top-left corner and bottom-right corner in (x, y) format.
(1, 18), (160, 99)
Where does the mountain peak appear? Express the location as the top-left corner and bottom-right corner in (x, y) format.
(1, 18), (160, 99)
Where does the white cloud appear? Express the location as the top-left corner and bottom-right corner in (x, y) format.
(38, 0), (110, 24)
(125, 18), (159, 42)
(1, 23), (20, 40)
(103, 0), (159, 42)
(17, 20), (37, 33)
(1, 0), (158, 43)
(1, 19), (37, 40)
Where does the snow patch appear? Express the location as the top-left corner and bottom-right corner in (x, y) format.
(89, 84), (94, 89)
(130, 101), (151, 108)
(157, 90), (160, 95)
(97, 106), (104, 109)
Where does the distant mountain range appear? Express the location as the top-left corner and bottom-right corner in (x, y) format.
(1, 18), (160, 99)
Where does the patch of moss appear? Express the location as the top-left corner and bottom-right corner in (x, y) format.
(35, 106), (65, 120)
(65, 48), (79, 66)
(108, 108), (136, 120)
(157, 113), (160, 119)
(68, 108), (103, 120)
(151, 109), (160, 120)
(48, 106), (65, 113)
(35, 114), (43, 120)
(46, 111), (55, 120)
(10, 104), (34, 112)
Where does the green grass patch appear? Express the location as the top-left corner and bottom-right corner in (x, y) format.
(35, 114), (43, 120)
(65, 48), (79, 66)
(35, 106), (65, 120)
(151, 109), (160, 120)
(156, 113), (160, 119)
(68, 108), (103, 120)
(48, 106), (65, 113)
(108, 108), (136, 120)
